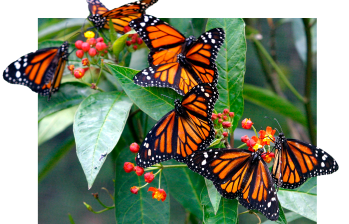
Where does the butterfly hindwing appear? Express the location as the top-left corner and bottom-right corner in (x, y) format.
(187, 148), (279, 221)
(136, 83), (218, 168)
(272, 133), (339, 189)
(3, 42), (69, 97)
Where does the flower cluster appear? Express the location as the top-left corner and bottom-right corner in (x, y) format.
(125, 33), (143, 51)
(124, 142), (166, 201)
(68, 31), (108, 80)
(240, 118), (275, 163)
(211, 108), (234, 144)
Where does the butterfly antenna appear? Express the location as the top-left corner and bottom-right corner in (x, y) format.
(264, 116), (280, 134)
(274, 118), (284, 133)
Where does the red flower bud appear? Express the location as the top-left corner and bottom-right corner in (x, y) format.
(222, 121), (232, 128)
(134, 166), (144, 176)
(241, 135), (249, 143)
(88, 48), (97, 57)
(137, 38), (143, 45)
(222, 132), (228, 137)
(269, 152), (275, 158)
(124, 25), (131, 33)
(223, 115), (228, 121)
(75, 40), (83, 49)
(241, 118), (254, 129)
(211, 113), (217, 121)
(96, 37), (104, 43)
(133, 45), (138, 50)
(82, 58), (90, 66)
(223, 109), (229, 114)
(96, 42), (106, 51)
(144, 172), (155, 183)
(123, 162), (135, 173)
(74, 68), (85, 79)
(87, 37), (96, 46)
(126, 40), (132, 46)
(217, 113), (222, 119)
(81, 42), (90, 52)
(67, 64), (75, 71)
(246, 139), (256, 148)
(229, 112), (235, 118)
(218, 119), (223, 124)
(130, 142), (140, 153)
(76, 50), (84, 59)
(130, 186), (139, 194)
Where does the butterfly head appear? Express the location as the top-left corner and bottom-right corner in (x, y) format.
(185, 36), (196, 47)
(177, 54), (187, 65)
(88, 15), (106, 29)
(61, 41), (70, 60)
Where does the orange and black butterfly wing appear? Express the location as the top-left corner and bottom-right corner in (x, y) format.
(136, 83), (218, 168)
(3, 42), (68, 97)
(129, 14), (186, 65)
(88, 1), (158, 33)
(187, 148), (279, 221)
(184, 28), (225, 87)
(87, 0), (109, 15)
(272, 135), (339, 189)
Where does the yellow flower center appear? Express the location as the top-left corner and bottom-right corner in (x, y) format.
(153, 191), (164, 201)
(84, 31), (95, 40)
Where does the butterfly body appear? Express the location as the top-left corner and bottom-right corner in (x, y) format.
(130, 15), (225, 96)
(272, 133), (339, 189)
(188, 148), (279, 221)
(3, 41), (69, 98)
(136, 83), (218, 168)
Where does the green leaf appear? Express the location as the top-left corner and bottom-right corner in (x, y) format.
(74, 91), (133, 189)
(169, 18), (192, 34)
(243, 84), (307, 126)
(38, 82), (96, 121)
(105, 63), (179, 121)
(203, 196), (238, 224)
(38, 106), (77, 145)
(205, 179), (221, 215)
(38, 135), (75, 182)
(114, 149), (170, 224)
(206, 18), (247, 131)
(163, 161), (206, 219)
(129, 48), (149, 71)
(263, 211), (304, 224)
(109, 19), (118, 44)
(278, 178), (317, 222)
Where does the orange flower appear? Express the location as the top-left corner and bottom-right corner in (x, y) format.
(259, 126), (276, 145)
(261, 152), (275, 163)
(148, 187), (167, 202)
(251, 136), (265, 151)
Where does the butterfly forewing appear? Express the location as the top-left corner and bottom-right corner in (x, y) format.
(3, 42), (69, 97)
(136, 83), (218, 168)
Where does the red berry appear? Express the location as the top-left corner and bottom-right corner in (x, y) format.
(133, 45), (138, 50)
(75, 40), (83, 49)
(126, 41), (132, 46)
(81, 42), (90, 52)
(130, 143), (140, 153)
(76, 50), (84, 59)
(88, 48), (97, 57)
(134, 166), (144, 176)
(222, 132), (228, 137)
(137, 38), (143, 45)
(123, 162), (135, 173)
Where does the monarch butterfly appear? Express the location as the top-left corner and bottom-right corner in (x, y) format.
(136, 83), (218, 168)
(272, 133), (339, 189)
(129, 15), (225, 96)
(3, 41), (69, 98)
(87, 0), (158, 34)
(187, 148), (279, 221)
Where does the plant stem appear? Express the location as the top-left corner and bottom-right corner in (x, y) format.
(302, 18), (317, 145)
(252, 37), (305, 103)
(96, 60), (104, 86)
